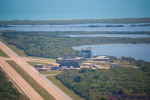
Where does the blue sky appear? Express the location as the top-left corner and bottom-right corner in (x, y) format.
(0, 0), (150, 20)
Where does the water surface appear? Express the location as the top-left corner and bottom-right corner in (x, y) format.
(64, 34), (150, 38)
(73, 44), (150, 62)
(1, 24), (150, 31)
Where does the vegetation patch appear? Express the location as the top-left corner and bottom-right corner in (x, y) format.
(26, 61), (47, 66)
(56, 58), (150, 100)
(41, 71), (63, 75)
(1, 18), (150, 25)
(0, 69), (27, 100)
(6, 60), (55, 100)
(0, 49), (9, 58)
(46, 75), (84, 100)
(89, 59), (137, 68)
(1, 31), (150, 58)
(0, 36), (26, 57)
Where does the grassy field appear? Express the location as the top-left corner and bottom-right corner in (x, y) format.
(94, 62), (111, 67)
(32, 58), (57, 64)
(46, 75), (84, 100)
(19, 94), (27, 100)
(0, 49), (9, 58)
(83, 61), (111, 67)
(0, 37), (26, 57)
(26, 61), (47, 66)
(26, 58), (58, 67)
(41, 58), (56, 62)
(26, 57), (56, 61)
(6, 60), (55, 100)
(113, 60), (137, 68)
(84, 59), (137, 68)
(41, 71), (63, 75)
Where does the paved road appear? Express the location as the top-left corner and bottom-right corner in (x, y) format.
(0, 41), (72, 100)
(0, 60), (44, 100)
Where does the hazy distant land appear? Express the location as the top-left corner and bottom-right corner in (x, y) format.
(0, 18), (150, 25)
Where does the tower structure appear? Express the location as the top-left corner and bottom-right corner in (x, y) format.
(80, 47), (92, 58)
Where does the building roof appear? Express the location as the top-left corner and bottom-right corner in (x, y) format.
(92, 56), (109, 60)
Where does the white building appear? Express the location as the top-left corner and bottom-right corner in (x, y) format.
(92, 56), (110, 62)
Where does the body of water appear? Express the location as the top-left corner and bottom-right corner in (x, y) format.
(64, 34), (150, 38)
(1, 24), (150, 31)
(73, 44), (150, 62)
(0, 0), (150, 20)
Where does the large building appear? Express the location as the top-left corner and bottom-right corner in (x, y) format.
(34, 64), (43, 68)
(80, 47), (92, 58)
(56, 57), (82, 68)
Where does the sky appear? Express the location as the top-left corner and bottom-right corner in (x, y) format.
(0, 0), (150, 20)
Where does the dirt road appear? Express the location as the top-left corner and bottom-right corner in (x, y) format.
(0, 41), (71, 100)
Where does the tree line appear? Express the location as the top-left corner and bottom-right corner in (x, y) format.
(56, 58), (150, 100)
(0, 70), (21, 100)
(1, 31), (150, 58)
(0, 18), (150, 25)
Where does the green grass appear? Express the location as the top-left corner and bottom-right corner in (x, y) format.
(19, 93), (27, 100)
(0, 37), (26, 57)
(0, 49), (9, 58)
(26, 61), (47, 66)
(41, 58), (56, 62)
(41, 71), (63, 75)
(6, 60), (55, 100)
(46, 75), (84, 100)
(96, 63), (110, 67)
(113, 60), (137, 68)
(27, 57), (55, 62)
(83, 61), (110, 67)
(84, 59), (137, 68)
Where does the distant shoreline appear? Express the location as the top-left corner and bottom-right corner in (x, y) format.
(0, 18), (150, 25)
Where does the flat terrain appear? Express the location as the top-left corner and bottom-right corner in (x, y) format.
(0, 49), (9, 58)
(83, 60), (137, 69)
(0, 37), (26, 56)
(0, 41), (71, 100)
(6, 60), (55, 100)
(47, 75), (84, 100)
(24, 57), (59, 66)
(0, 18), (150, 25)
(41, 71), (63, 75)
(0, 60), (43, 100)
